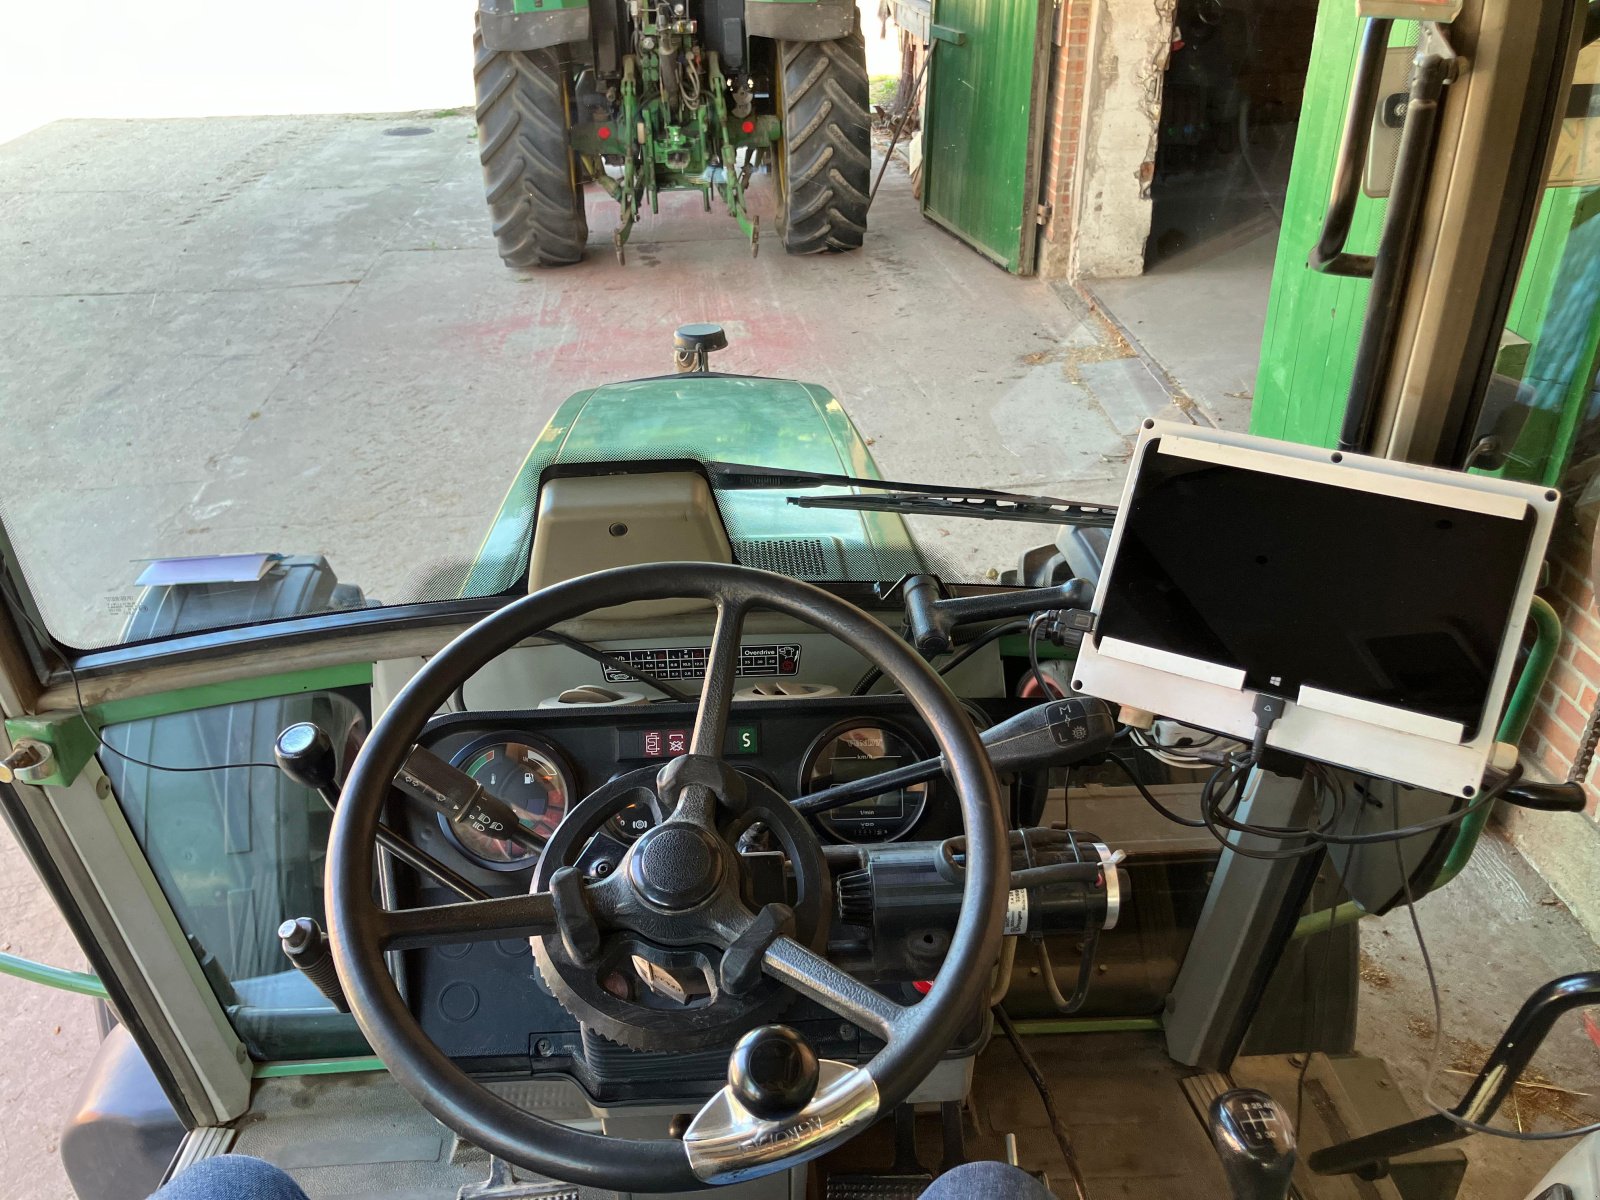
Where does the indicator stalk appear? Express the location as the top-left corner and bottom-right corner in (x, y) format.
(395, 746), (546, 853)
(794, 697), (1116, 817)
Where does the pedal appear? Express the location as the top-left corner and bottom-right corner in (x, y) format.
(458, 1157), (577, 1200)
(824, 1104), (933, 1200)
(824, 1176), (932, 1200)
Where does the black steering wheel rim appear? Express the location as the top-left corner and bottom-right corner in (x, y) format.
(326, 562), (1008, 1192)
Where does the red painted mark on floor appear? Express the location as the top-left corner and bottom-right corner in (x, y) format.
(457, 312), (544, 353)
(1583, 1009), (1600, 1051)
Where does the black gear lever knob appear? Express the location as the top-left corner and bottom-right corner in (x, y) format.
(275, 722), (341, 806)
(728, 1025), (819, 1120)
(1208, 1089), (1296, 1200)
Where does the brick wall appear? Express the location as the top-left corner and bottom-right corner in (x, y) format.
(1039, 0), (1096, 268)
(1520, 503), (1600, 815)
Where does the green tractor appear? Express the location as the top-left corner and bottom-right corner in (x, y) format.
(472, 0), (872, 264)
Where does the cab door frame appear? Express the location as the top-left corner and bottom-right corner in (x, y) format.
(0, 540), (496, 1129)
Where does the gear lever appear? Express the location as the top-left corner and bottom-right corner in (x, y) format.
(274, 723), (487, 902)
(1208, 1089), (1296, 1200)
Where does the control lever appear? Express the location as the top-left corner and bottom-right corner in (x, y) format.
(903, 574), (1093, 657)
(392, 745), (546, 854)
(279, 917), (348, 1012)
(1208, 1089), (1296, 1200)
(1501, 779), (1588, 812)
(794, 697), (1116, 816)
(274, 723), (487, 902)
(1310, 972), (1600, 1179)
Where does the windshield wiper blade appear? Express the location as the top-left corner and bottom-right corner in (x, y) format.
(704, 461), (1117, 526)
(785, 491), (1117, 527)
(706, 460), (1043, 500)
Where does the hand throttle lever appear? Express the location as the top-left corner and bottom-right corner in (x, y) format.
(274, 723), (488, 901)
(903, 574), (1093, 656)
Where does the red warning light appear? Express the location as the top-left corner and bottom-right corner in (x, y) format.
(741, 119), (756, 134)
(598, 125), (613, 140)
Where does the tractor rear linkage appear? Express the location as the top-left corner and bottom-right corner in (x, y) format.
(567, 2), (780, 263)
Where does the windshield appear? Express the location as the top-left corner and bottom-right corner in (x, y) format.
(0, 0), (1358, 651)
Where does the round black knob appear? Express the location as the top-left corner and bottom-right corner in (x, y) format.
(729, 1025), (819, 1119)
(274, 722), (339, 797)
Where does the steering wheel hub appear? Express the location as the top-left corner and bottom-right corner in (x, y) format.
(528, 768), (828, 1052)
(629, 822), (724, 909)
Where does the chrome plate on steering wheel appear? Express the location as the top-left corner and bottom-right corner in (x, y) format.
(682, 1060), (881, 1184)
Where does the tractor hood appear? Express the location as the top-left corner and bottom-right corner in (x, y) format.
(464, 374), (919, 593)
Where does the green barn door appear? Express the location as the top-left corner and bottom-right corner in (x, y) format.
(920, 0), (1052, 274)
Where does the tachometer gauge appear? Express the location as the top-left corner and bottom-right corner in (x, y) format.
(443, 737), (574, 868)
(800, 721), (931, 845)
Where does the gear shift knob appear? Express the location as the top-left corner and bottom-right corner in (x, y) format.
(275, 722), (341, 806)
(1208, 1089), (1296, 1200)
(728, 1025), (819, 1119)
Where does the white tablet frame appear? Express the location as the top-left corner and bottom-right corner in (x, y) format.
(1072, 422), (1559, 797)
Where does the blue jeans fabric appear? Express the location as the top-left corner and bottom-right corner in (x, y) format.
(151, 1153), (1054, 1200)
(151, 1157), (310, 1200)
(921, 1161), (1059, 1200)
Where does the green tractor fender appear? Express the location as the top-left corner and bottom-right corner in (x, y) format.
(478, 0), (852, 53)
(478, 0), (590, 53)
(744, 0), (856, 42)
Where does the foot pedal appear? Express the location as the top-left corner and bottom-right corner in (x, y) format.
(824, 1176), (932, 1200)
(458, 1157), (577, 1200)
(824, 1105), (933, 1200)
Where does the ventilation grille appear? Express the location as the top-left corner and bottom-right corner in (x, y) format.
(730, 536), (841, 579)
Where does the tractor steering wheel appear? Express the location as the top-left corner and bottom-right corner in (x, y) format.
(325, 562), (1008, 1191)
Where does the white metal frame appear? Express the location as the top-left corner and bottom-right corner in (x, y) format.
(1074, 421), (1557, 796)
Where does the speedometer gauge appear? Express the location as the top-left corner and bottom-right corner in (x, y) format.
(443, 736), (574, 868)
(799, 720), (931, 845)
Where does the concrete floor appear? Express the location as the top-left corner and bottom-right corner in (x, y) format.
(1, 110), (1597, 1200)
(0, 820), (101, 1200)
(0, 113), (1184, 650)
(1082, 217), (1279, 434)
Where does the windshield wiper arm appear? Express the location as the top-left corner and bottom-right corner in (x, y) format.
(706, 460), (1042, 499)
(787, 492), (1116, 527)
(703, 461), (1117, 527)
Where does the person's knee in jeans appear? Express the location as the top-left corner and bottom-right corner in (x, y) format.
(146, 1152), (1053, 1200)
(149, 1156), (309, 1200)
(920, 1160), (1058, 1200)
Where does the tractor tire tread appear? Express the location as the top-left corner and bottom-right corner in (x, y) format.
(473, 18), (588, 268)
(777, 26), (871, 255)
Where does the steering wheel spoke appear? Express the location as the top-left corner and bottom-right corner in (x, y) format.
(377, 890), (559, 951)
(761, 936), (910, 1043)
(691, 597), (749, 758)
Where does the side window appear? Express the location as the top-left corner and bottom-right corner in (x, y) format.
(101, 688), (370, 1060)
(1482, 36), (1600, 807)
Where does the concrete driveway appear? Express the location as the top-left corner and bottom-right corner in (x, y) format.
(0, 112), (1162, 651)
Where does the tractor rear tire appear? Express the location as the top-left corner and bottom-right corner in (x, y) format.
(775, 27), (872, 255)
(473, 20), (589, 268)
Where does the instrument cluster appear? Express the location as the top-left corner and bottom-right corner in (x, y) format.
(409, 696), (977, 878)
